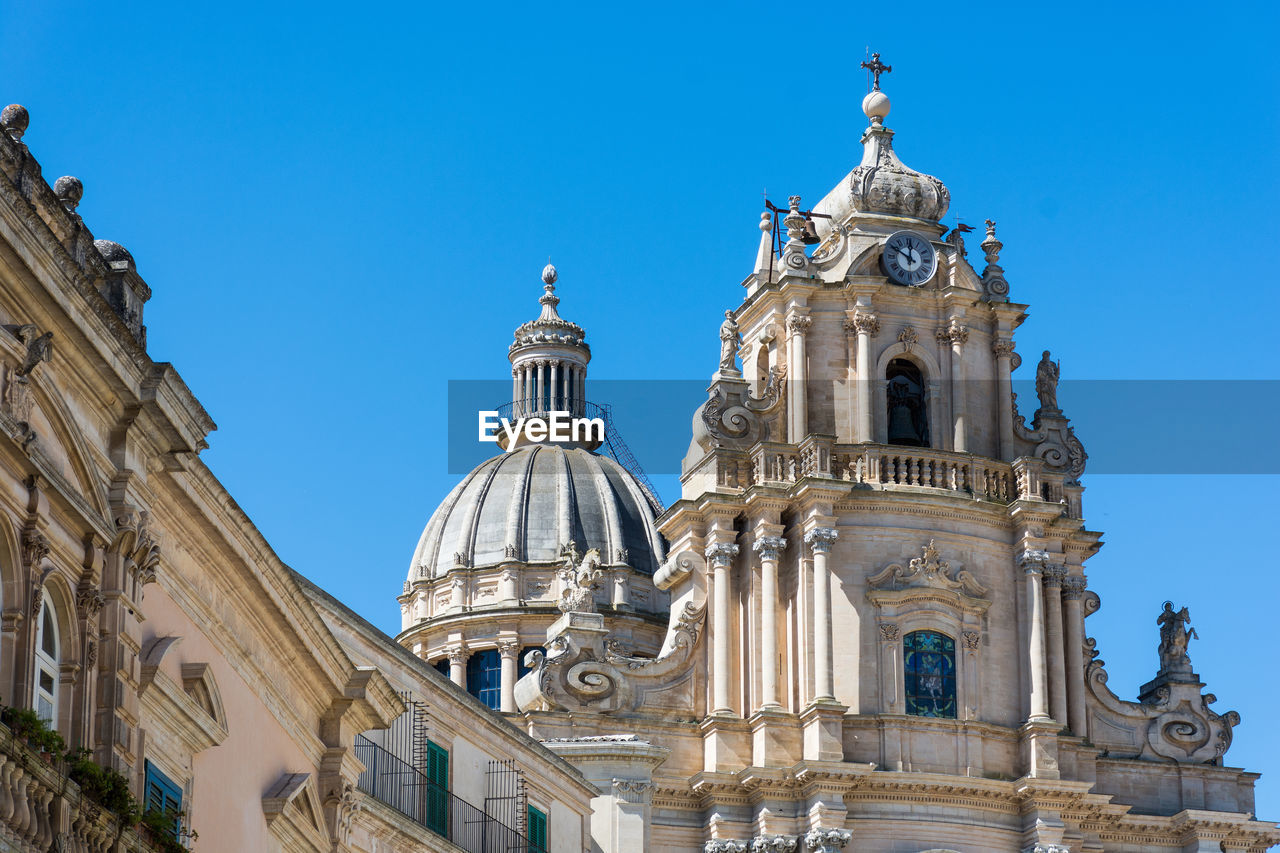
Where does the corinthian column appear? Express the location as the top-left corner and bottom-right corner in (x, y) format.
(1062, 577), (1088, 736)
(787, 315), (812, 443)
(993, 338), (1016, 459)
(754, 535), (787, 710)
(804, 527), (839, 702)
(1042, 565), (1068, 726)
(948, 322), (969, 452)
(706, 542), (740, 715)
(851, 311), (879, 442)
(447, 645), (468, 690)
(549, 359), (560, 410)
(1019, 551), (1050, 721)
(498, 640), (519, 713)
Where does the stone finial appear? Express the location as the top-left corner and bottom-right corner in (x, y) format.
(54, 176), (83, 213)
(981, 219), (1002, 266)
(542, 263), (558, 285)
(1, 104), (29, 142)
(782, 196), (808, 270)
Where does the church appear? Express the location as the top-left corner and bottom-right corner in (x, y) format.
(0, 55), (1275, 853)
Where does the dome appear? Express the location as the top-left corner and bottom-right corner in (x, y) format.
(811, 88), (949, 237)
(408, 445), (665, 581)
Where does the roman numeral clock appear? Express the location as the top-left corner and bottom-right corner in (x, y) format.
(882, 230), (937, 286)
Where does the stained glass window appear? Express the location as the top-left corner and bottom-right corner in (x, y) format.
(904, 630), (956, 718)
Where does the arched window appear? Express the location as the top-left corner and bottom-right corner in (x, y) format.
(886, 359), (929, 447)
(466, 649), (501, 710)
(904, 630), (955, 719)
(33, 594), (59, 724)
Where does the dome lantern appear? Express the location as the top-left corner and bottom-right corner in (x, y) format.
(509, 263), (591, 422)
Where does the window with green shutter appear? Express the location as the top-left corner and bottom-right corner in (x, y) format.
(425, 741), (449, 836)
(143, 760), (183, 840)
(527, 804), (548, 853)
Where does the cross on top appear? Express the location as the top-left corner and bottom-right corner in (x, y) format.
(861, 52), (892, 91)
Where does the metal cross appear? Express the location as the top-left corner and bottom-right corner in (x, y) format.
(861, 52), (892, 91)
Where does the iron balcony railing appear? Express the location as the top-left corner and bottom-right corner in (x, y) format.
(354, 734), (543, 853)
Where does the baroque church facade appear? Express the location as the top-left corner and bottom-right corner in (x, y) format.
(0, 60), (1275, 853)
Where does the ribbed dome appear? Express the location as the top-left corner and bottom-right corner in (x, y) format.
(408, 446), (665, 581)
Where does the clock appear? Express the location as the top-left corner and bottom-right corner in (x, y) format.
(882, 231), (937, 286)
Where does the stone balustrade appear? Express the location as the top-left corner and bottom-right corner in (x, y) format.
(736, 441), (1017, 503)
(0, 724), (167, 853)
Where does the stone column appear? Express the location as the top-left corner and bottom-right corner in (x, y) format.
(1043, 565), (1069, 726)
(512, 367), (522, 415)
(1062, 577), (1088, 737)
(534, 360), (546, 414)
(993, 338), (1016, 459)
(447, 645), (467, 690)
(1020, 551), (1050, 721)
(948, 322), (969, 452)
(786, 315), (811, 443)
(934, 327), (955, 451)
(851, 312), (879, 442)
(754, 536), (787, 710)
(498, 640), (519, 713)
(706, 542), (740, 715)
(804, 528), (839, 702)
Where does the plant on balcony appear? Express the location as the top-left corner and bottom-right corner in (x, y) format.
(65, 749), (140, 823)
(0, 704), (66, 757)
(139, 806), (198, 853)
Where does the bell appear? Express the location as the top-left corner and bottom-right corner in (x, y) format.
(887, 402), (920, 445)
(801, 217), (821, 245)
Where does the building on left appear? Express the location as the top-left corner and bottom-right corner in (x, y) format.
(0, 102), (594, 853)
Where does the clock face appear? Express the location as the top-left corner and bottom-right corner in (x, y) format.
(883, 231), (937, 286)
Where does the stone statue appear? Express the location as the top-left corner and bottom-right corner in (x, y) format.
(718, 310), (742, 374)
(1157, 601), (1197, 675)
(557, 541), (603, 614)
(1035, 350), (1060, 412)
(14, 324), (52, 377)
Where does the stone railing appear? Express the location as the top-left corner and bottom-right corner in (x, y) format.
(855, 445), (1015, 502)
(741, 440), (1016, 503)
(0, 722), (166, 853)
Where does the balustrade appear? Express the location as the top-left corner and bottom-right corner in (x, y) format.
(0, 721), (167, 853)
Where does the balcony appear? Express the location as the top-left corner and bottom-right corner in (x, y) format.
(354, 735), (542, 853)
(0, 716), (171, 853)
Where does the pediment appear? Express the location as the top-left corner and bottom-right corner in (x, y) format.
(262, 772), (330, 852)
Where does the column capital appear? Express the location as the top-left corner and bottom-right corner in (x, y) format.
(497, 640), (520, 658)
(803, 527), (839, 554)
(992, 337), (1016, 358)
(803, 827), (852, 851)
(446, 645), (468, 666)
(705, 542), (740, 567)
(753, 536), (788, 562)
(1042, 564), (1067, 586)
(947, 321), (970, 346)
(848, 311), (879, 335)
(787, 314), (813, 335)
(1019, 548), (1048, 574)
(1061, 576), (1087, 599)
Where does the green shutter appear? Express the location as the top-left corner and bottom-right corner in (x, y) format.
(528, 805), (548, 853)
(425, 741), (449, 836)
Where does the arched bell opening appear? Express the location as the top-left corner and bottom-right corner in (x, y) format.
(886, 358), (930, 447)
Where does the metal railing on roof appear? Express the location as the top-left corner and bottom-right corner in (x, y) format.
(355, 734), (542, 853)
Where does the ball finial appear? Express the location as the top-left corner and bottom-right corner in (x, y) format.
(541, 263), (558, 285)
(54, 176), (83, 212)
(1, 104), (29, 142)
(862, 91), (890, 124)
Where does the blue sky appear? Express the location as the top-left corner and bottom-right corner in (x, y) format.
(6, 0), (1279, 819)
